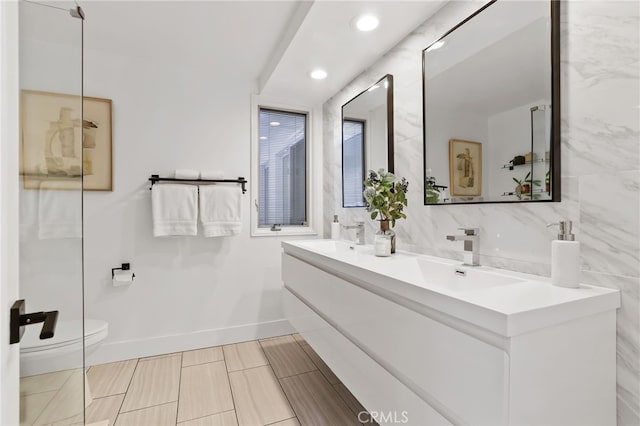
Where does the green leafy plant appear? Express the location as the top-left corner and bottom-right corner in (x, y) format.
(363, 169), (408, 227)
(512, 171), (542, 200)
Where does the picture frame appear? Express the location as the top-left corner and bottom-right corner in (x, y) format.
(21, 90), (113, 191)
(449, 139), (482, 196)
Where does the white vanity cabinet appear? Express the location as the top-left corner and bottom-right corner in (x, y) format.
(281, 241), (620, 426)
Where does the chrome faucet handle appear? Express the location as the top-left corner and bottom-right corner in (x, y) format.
(457, 227), (479, 236)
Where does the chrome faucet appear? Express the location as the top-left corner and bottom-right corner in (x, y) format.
(446, 228), (480, 266)
(343, 221), (365, 245)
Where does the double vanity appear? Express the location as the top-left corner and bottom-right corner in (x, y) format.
(281, 239), (620, 425)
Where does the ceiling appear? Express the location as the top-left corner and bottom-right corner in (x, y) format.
(79, 1), (301, 87)
(68, 0), (446, 108)
(260, 0), (447, 106)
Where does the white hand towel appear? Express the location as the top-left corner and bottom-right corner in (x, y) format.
(174, 169), (200, 180)
(199, 185), (241, 237)
(152, 184), (198, 237)
(200, 170), (224, 180)
(38, 181), (82, 239)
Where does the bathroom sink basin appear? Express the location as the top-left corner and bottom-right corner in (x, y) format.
(290, 240), (523, 292)
(399, 257), (525, 292)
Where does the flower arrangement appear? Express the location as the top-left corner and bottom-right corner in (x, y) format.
(363, 169), (409, 227)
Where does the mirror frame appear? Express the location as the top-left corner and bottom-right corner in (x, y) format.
(421, 0), (561, 205)
(341, 74), (394, 208)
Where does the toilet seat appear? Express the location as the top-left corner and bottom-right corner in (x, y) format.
(21, 319), (108, 358)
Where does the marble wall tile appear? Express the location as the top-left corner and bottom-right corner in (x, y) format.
(580, 171), (640, 277)
(561, 1), (640, 177)
(322, 1), (639, 423)
(583, 271), (640, 425)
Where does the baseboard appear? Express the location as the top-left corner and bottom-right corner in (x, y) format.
(86, 319), (294, 365)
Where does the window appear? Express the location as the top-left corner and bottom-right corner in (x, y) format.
(258, 108), (307, 228)
(342, 119), (366, 207)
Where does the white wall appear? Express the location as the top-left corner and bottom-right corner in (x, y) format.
(0, 1), (20, 423)
(80, 39), (321, 363)
(367, 104), (388, 171)
(426, 107), (488, 200)
(323, 1), (639, 424)
(16, 3), (325, 365)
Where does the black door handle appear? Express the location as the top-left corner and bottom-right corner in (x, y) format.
(10, 300), (59, 344)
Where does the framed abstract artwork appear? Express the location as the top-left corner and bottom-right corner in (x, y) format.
(21, 90), (113, 191)
(449, 139), (482, 196)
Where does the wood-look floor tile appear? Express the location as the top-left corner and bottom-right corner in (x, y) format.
(280, 371), (360, 426)
(120, 355), (181, 412)
(86, 421), (109, 426)
(182, 346), (224, 367)
(178, 410), (238, 426)
(21, 370), (74, 396)
(33, 369), (85, 426)
(260, 335), (316, 379)
(177, 361), (234, 422)
(50, 394), (125, 426)
(20, 391), (57, 426)
(84, 394), (125, 425)
(300, 345), (340, 385)
(333, 383), (366, 417)
(87, 359), (138, 398)
(223, 341), (269, 372)
(268, 418), (300, 426)
(291, 334), (306, 345)
(140, 352), (181, 361)
(115, 401), (177, 426)
(229, 365), (295, 425)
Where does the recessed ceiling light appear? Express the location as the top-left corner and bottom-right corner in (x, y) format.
(426, 40), (445, 52)
(310, 69), (328, 80)
(269, 121), (280, 127)
(355, 14), (379, 32)
(259, 136), (267, 140)
(367, 84), (380, 92)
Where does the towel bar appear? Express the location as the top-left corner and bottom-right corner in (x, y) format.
(149, 175), (247, 193)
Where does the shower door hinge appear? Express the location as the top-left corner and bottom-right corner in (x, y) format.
(70, 6), (85, 20)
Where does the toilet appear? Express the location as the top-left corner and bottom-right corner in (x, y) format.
(20, 318), (109, 377)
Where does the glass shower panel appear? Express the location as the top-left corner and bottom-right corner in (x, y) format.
(18, 2), (85, 425)
(531, 106), (551, 201)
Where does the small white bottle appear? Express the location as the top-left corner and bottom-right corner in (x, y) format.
(331, 215), (341, 240)
(374, 234), (391, 257)
(548, 220), (580, 288)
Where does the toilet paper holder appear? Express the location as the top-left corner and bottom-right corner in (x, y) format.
(112, 263), (135, 279)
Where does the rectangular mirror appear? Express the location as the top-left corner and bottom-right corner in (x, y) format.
(423, 0), (560, 205)
(342, 74), (394, 208)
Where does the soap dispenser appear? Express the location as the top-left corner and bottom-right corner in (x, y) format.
(331, 215), (341, 240)
(547, 220), (580, 288)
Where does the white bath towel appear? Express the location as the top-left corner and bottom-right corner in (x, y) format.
(200, 170), (224, 180)
(152, 184), (198, 237)
(174, 169), (200, 180)
(38, 181), (82, 240)
(199, 185), (241, 237)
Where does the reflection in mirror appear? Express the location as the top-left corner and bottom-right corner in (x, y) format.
(342, 74), (394, 207)
(423, 0), (560, 205)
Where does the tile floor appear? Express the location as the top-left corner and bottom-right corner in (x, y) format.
(21, 334), (373, 426)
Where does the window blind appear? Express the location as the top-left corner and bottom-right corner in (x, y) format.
(343, 119), (366, 207)
(258, 108), (307, 227)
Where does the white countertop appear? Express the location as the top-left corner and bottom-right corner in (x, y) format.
(282, 239), (620, 337)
